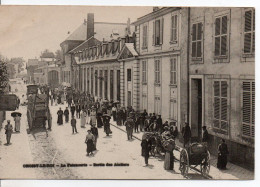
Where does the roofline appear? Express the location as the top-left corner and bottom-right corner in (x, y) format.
(132, 7), (181, 25)
(68, 36), (96, 54)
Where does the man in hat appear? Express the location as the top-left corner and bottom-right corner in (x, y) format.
(64, 107), (70, 123)
(4, 120), (13, 145)
(103, 113), (112, 136)
(71, 115), (78, 134)
(124, 112), (135, 140)
(91, 124), (99, 150)
(182, 122), (191, 148)
(156, 115), (163, 133)
(57, 108), (63, 125)
(70, 103), (76, 117)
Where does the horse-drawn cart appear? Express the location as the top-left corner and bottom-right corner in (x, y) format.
(179, 143), (210, 177)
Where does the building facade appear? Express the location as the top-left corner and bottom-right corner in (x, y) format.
(189, 7), (255, 168)
(120, 7), (189, 131)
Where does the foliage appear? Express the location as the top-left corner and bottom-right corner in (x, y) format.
(0, 59), (9, 92)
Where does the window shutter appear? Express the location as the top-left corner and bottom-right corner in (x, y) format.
(245, 10), (252, 32)
(171, 16), (174, 41)
(160, 18), (164, 44)
(152, 21), (155, 46)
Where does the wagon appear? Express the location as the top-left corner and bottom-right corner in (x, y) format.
(179, 142), (210, 177)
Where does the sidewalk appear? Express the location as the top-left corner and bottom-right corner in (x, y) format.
(110, 120), (254, 180)
(0, 106), (36, 179)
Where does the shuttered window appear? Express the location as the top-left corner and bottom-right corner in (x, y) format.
(192, 22), (203, 58)
(213, 81), (228, 131)
(214, 15), (228, 57)
(142, 60), (147, 83)
(154, 59), (160, 84)
(244, 9), (255, 54)
(142, 94), (147, 110)
(171, 15), (178, 42)
(127, 69), (131, 82)
(170, 58), (177, 85)
(142, 25), (148, 48)
(242, 81), (255, 138)
(153, 18), (164, 45)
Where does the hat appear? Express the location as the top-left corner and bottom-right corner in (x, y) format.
(87, 130), (91, 132)
(7, 120), (10, 123)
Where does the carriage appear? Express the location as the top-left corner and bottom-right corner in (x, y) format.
(179, 142), (210, 177)
(27, 85), (51, 131)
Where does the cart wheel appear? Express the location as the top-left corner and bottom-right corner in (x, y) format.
(201, 151), (210, 175)
(179, 149), (189, 176)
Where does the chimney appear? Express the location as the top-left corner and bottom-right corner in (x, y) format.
(87, 13), (94, 40)
(153, 7), (159, 12)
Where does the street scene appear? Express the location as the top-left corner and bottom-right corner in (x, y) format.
(0, 6), (255, 180)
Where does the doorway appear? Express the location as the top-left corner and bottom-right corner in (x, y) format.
(190, 78), (203, 141)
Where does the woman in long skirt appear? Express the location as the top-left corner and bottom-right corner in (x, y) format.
(85, 130), (95, 156)
(164, 151), (174, 170)
(14, 114), (21, 132)
(81, 111), (86, 128)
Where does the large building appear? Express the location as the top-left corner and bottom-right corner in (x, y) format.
(189, 7), (255, 168)
(119, 7), (189, 130)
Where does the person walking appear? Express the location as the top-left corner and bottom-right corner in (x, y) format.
(14, 114), (21, 132)
(57, 108), (63, 125)
(141, 137), (152, 166)
(156, 115), (163, 133)
(64, 107), (70, 123)
(85, 130), (95, 156)
(91, 125), (99, 150)
(124, 112), (135, 140)
(163, 139), (175, 171)
(4, 120), (13, 145)
(182, 122), (191, 148)
(70, 103), (76, 117)
(96, 110), (103, 128)
(71, 115), (78, 134)
(76, 102), (81, 119)
(202, 126), (209, 144)
(122, 107), (127, 125)
(112, 105), (117, 121)
(217, 139), (229, 170)
(90, 108), (97, 127)
(81, 110), (87, 128)
(103, 113), (112, 136)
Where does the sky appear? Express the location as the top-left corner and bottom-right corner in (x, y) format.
(0, 6), (152, 61)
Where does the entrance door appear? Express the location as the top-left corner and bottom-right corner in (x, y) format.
(127, 91), (131, 107)
(190, 79), (203, 140)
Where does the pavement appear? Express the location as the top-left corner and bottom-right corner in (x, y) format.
(110, 121), (254, 180)
(0, 79), (254, 180)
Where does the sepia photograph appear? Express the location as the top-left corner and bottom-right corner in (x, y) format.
(0, 4), (255, 180)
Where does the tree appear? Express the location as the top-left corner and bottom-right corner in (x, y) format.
(0, 59), (9, 93)
(55, 49), (63, 61)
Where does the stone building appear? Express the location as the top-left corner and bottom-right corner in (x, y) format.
(189, 7), (255, 168)
(67, 13), (133, 103)
(119, 7), (189, 130)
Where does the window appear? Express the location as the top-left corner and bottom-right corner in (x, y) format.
(87, 68), (89, 92)
(142, 60), (147, 83)
(142, 25), (148, 48)
(155, 96), (161, 114)
(242, 81), (255, 138)
(153, 18), (164, 45)
(214, 15), (228, 57)
(170, 58), (177, 85)
(95, 70), (98, 96)
(213, 81), (228, 132)
(104, 70), (108, 99)
(244, 9), (255, 54)
(154, 59), (160, 84)
(99, 70), (103, 98)
(84, 68), (86, 92)
(110, 70), (114, 100)
(117, 70), (120, 101)
(127, 69), (131, 82)
(192, 22), (203, 58)
(171, 15), (178, 42)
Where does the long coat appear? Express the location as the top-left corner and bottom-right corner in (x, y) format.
(141, 139), (151, 157)
(57, 110), (63, 125)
